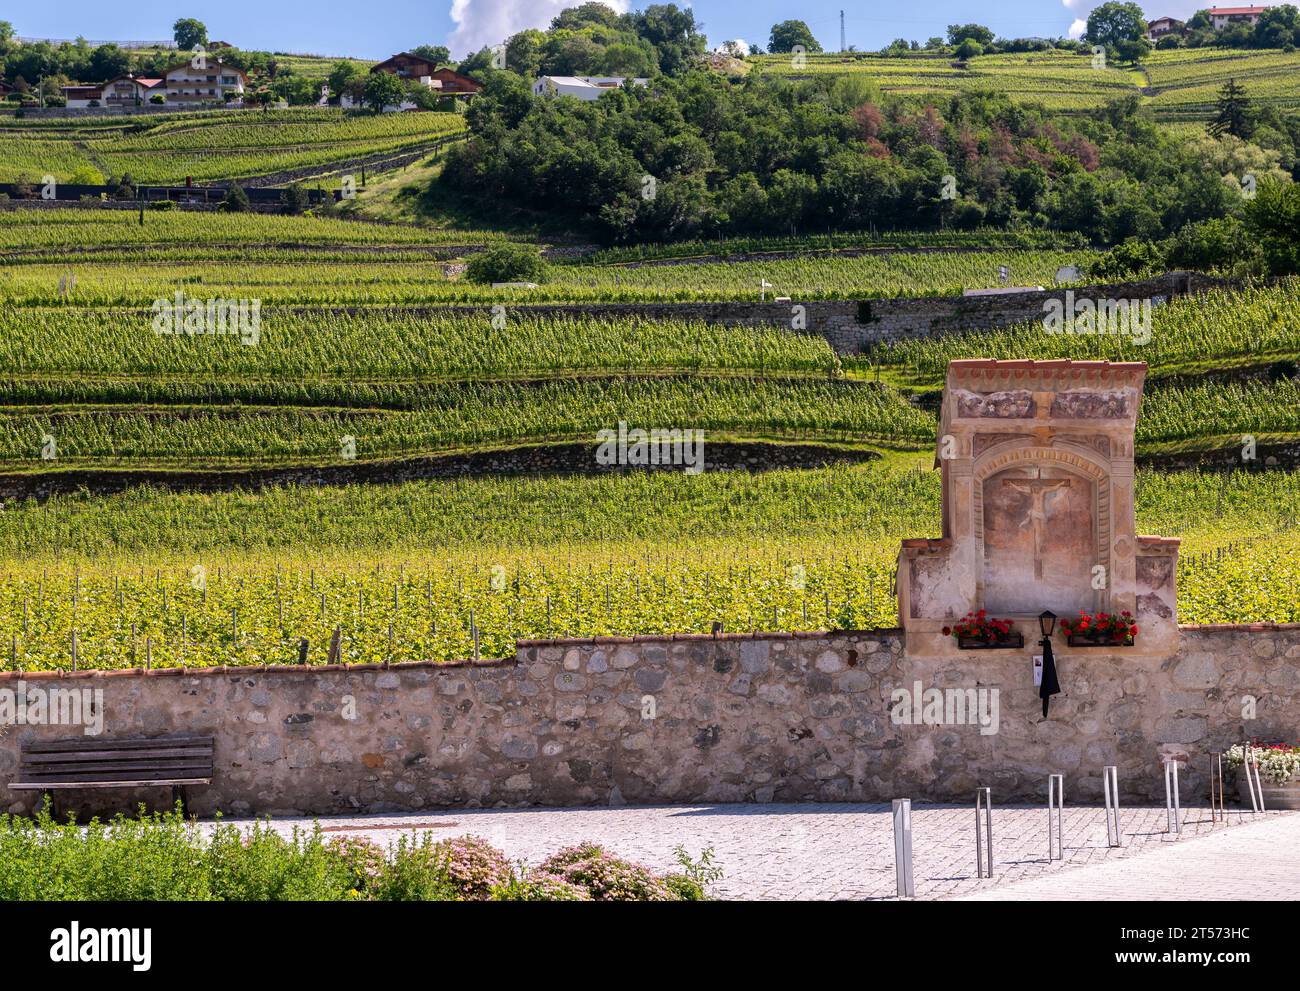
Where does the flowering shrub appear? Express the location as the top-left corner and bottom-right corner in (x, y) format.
(538, 842), (677, 901)
(1060, 610), (1137, 642)
(490, 870), (593, 901)
(430, 835), (513, 900)
(0, 808), (718, 901)
(325, 835), (386, 897)
(942, 610), (1015, 641)
(1226, 743), (1300, 784)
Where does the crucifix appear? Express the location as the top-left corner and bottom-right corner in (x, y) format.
(1002, 468), (1071, 580)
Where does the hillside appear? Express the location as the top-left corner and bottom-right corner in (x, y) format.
(750, 48), (1300, 120)
(0, 107), (466, 184)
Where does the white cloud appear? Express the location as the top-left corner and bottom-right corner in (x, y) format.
(449, 0), (631, 57)
(716, 39), (751, 56)
(1068, 18), (1088, 39)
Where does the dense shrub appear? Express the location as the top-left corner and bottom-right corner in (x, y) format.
(465, 243), (547, 284)
(0, 808), (718, 902)
(537, 842), (677, 901)
(1167, 216), (1259, 272)
(222, 184), (251, 212)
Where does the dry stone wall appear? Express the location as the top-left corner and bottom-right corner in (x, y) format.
(1, 625), (1296, 816)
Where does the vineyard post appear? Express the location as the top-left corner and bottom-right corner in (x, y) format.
(71, 630), (78, 672)
(146, 636), (152, 670)
(298, 639), (310, 664)
(328, 627), (341, 664)
(471, 610), (480, 663)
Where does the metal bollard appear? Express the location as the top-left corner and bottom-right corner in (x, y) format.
(1164, 759), (1181, 834)
(1244, 743), (1267, 813)
(892, 799), (915, 898)
(975, 787), (994, 878)
(1103, 765), (1122, 847)
(1047, 774), (1064, 861)
(1209, 753), (1225, 822)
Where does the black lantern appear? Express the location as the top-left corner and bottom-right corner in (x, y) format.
(1038, 610), (1057, 638)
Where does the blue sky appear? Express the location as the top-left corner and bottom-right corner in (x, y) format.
(9, 1), (1202, 61)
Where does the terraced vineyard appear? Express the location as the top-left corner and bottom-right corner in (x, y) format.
(2, 191), (1298, 667)
(750, 47), (1300, 120)
(0, 108), (467, 184)
(1, 460), (1297, 669)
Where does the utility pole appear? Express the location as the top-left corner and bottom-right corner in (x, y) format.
(841, 10), (846, 53)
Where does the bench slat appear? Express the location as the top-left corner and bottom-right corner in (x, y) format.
(9, 778), (212, 790)
(22, 747), (215, 765)
(16, 767), (213, 782)
(23, 736), (213, 754)
(19, 761), (213, 777)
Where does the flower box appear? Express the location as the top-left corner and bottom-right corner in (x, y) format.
(1060, 610), (1137, 647)
(944, 610), (1019, 650)
(957, 632), (1025, 650)
(1066, 632), (1133, 647)
(1228, 744), (1300, 809)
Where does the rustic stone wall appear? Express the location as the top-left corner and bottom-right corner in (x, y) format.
(0, 440), (877, 502)
(1, 624), (1295, 816)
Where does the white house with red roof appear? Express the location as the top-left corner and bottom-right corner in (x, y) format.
(1208, 5), (1273, 30)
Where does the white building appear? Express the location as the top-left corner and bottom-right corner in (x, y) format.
(162, 58), (246, 106)
(531, 76), (650, 101)
(1208, 5), (1272, 31)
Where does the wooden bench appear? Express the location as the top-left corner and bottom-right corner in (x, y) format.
(10, 735), (214, 816)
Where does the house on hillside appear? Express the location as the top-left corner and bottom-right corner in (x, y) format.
(161, 58), (246, 106)
(531, 76), (650, 101)
(340, 52), (482, 110)
(62, 84), (104, 108)
(102, 74), (163, 107)
(1145, 16), (1185, 40)
(1208, 5), (1272, 30)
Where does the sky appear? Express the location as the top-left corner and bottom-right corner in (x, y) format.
(8, 1), (1211, 61)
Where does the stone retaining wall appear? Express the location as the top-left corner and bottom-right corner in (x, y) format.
(1, 625), (1295, 816)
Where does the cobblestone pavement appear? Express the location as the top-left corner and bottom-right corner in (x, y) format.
(955, 811), (1300, 900)
(236, 803), (1294, 900)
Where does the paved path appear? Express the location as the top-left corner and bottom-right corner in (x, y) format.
(233, 803), (1295, 900)
(955, 811), (1300, 900)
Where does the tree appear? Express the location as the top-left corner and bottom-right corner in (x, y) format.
(465, 244), (546, 284)
(768, 20), (822, 54)
(89, 44), (130, 82)
(281, 183), (310, 215)
(1085, 2), (1146, 49)
(411, 45), (451, 66)
(1209, 79), (1253, 139)
(1114, 37), (1152, 63)
(328, 60), (364, 99)
(221, 184), (251, 212)
(172, 18), (208, 51)
(955, 39), (984, 60)
(947, 24), (994, 47)
(1244, 178), (1300, 273)
(363, 71), (406, 113)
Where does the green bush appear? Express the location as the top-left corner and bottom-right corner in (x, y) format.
(222, 184), (252, 213)
(0, 807), (720, 901)
(464, 243), (547, 284)
(1085, 237), (1167, 281)
(1167, 216), (1259, 272)
(148, 200), (177, 211)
